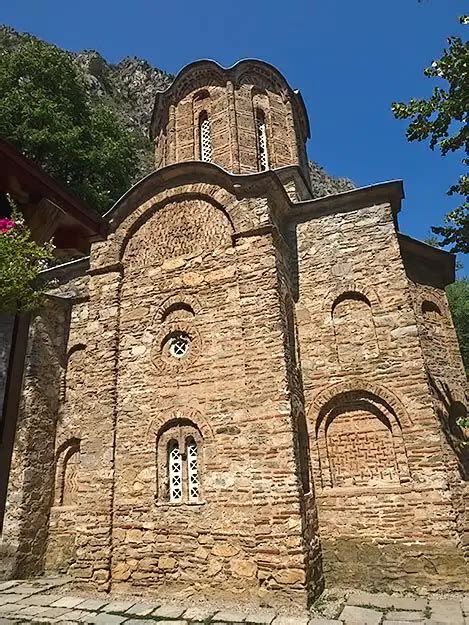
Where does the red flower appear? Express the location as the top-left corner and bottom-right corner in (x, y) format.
(0, 218), (15, 233)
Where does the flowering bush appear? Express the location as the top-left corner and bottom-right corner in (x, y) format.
(0, 218), (15, 233)
(0, 213), (54, 312)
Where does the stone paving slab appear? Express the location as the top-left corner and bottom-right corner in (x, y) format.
(271, 616), (309, 625)
(385, 611), (424, 621)
(124, 602), (155, 617)
(152, 604), (186, 619)
(78, 600), (109, 612)
(245, 608), (277, 623)
(0, 579), (468, 625)
(101, 601), (136, 613)
(340, 605), (383, 625)
(50, 597), (86, 609)
(214, 610), (249, 622)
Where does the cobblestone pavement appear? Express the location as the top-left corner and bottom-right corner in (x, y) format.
(0, 578), (467, 625)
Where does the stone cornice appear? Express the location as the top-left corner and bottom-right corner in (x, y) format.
(287, 180), (405, 222)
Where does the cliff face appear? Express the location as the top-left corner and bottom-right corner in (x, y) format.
(0, 25), (354, 196)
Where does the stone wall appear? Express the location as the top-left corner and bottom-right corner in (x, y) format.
(65, 179), (322, 607)
(403, 262), (468, 561)
(0, 261), (89, 580)
(0, 301), (69, 579)
(294, 199), (468, 591)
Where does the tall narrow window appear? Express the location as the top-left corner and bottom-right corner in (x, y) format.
(199, 112), (212, 162)
(256, 109), (269, 171)
(157, 419), (204, 504)
(187, 438), (199, 502)
(168, 440), (183, 502)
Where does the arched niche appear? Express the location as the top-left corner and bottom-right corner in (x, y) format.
(310, 387), (410, 490)
(331, 291), (379, 365)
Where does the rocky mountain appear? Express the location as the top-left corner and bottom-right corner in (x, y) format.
(0, 25), (354, 196)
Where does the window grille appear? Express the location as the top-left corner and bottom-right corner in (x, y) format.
(256, 109), (269, 171)
(187, 438), (199, 501)
(168, 441), (182, 502)
(199, 112), (212, 162)
(169, 333), (190, 359)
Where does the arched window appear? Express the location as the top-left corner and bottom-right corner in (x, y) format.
(157, 419), (203, 504)
(255, 108), (269, 171)
(199, 111), (212, 162)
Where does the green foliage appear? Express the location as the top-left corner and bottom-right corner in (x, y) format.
(446, 278), (469, 376)
(392, 16), (468, 253)
(0, 39), (138, 213)
(0, 216), (54, 313)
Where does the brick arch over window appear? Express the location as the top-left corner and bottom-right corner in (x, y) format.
(156, 294), (203, 325)
(308, 382), (411, 490)
(54, 438), (80, 506)
(122, 196), (234, 271)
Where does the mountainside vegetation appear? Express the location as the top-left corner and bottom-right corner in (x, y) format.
(0, 25), (355, 213)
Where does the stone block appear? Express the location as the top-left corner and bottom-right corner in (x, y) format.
(87, 613), (128, 624)
(152, 604), (186, 619)
(272, 617), (309, 625)
(429, 599), (463, 625)
(340, 605), (383, 625)
(214, 610), (248, 622)
(40, 606), (73, 618)
(308, 619), (342, 625)
(17, 605), (49, 616)
(102, 600), (136, 613)
(183, 606), (216, 620)
(348, 591), (393, 609)
(77, 599), (109, 611)
(50, 596), (86, 609)
(0, 594), (20, 605)
(0, 582), (17, 592)
(23, 593), (63, 606)
(392, 598), (427, 612)
(385, 611), (424, 621)
(246, 608), (277, 623)
(125, 602), (156, 616)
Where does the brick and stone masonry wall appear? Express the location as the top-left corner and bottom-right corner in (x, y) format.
(294, 200), (468, 591)
(68, 182), (322, 607)
(405, 276), (469, 560)
(0, 300), (69, 579)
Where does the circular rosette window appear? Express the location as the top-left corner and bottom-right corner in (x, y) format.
(152, 321), (202, 373)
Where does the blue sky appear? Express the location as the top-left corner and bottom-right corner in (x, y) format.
(1, 0), (467, 273)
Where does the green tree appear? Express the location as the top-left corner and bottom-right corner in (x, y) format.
(446, 278), (469, 375)
(0, 39), (138, 214)
(392, 16), (468, 253)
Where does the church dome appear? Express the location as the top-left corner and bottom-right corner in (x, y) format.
(150, 59), (310, 177)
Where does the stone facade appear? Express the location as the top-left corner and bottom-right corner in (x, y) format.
(0, 60), (467, 607)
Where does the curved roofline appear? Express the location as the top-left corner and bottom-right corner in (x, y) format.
(103, 160), (293, 226)
(150, 58), (310, 140)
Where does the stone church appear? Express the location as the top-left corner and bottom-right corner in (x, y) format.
(1, 59), (468, 607)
